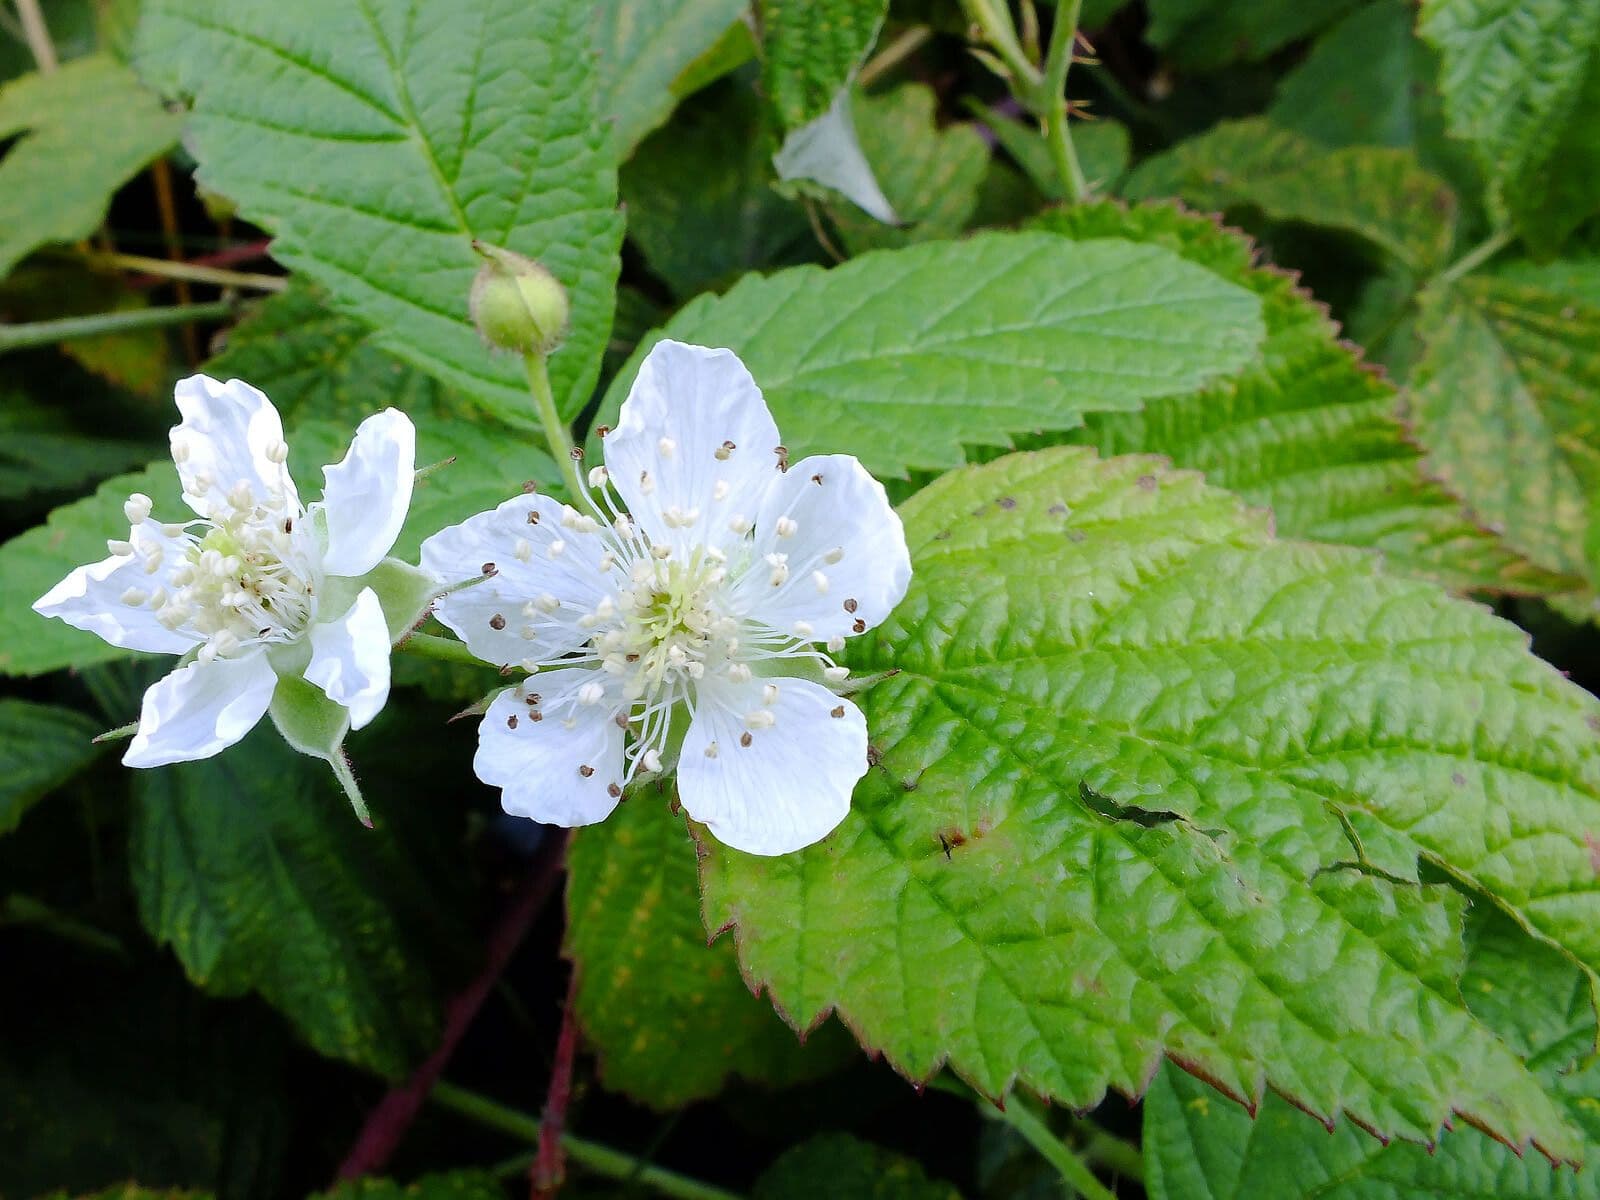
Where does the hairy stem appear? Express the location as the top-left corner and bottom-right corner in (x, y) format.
(336, 832), (569, 1180)
(961, 0), (1043, 90)
(927, 1077), (1117, 1200)
(525, 352), (582, 496)
(14, 0), (56, 71)
(89, 251), (288, 292)
(0, 300), (238, 351)
(1040, 0), (1088, 202)
(430, 1082), (743, 1200)
(531, 972), (582, 1197)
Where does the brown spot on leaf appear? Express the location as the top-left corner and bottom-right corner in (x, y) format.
(996, 496), (1017, 510)
(1136, 474), (1158, 491)
(1585, 833), (1600, 875)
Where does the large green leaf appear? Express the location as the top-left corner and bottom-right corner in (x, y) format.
(1032, 202), (1563, 595)
(205, 283), (468, 426)
(824, 84), (988, 254)
(757, 0), (886, 129)
(0, 413), (553, 678)
(1419, 0), (1600, 253)
(135, 0), (623, 422)
(1124, 118), (1458, 274)
(0, 56), (182, 276)
(565, 796), (850, 1107)
(596, 231), (1266, 478)
(317, 1173), (504, 1200)
(1145, 0), (1364, 70)
(1143, 911), (1600, 1198)
(593, 0), (750, 157)
(755, 1134), (961, 1200)
(130, 726), (464, 1077)
(1408, 272), (1600, 582)
(621, 81), (810, 298)
(701, 446), (1600, 1157)
(0, 700), (101, 835)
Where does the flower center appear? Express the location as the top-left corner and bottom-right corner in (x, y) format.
(118, 486), (319, 662)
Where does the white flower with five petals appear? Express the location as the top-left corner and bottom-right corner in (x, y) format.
(34, 376), (421, 812)
(421, 340), (911, 856)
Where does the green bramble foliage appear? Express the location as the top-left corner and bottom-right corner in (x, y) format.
(4, 0), (1600, 1196)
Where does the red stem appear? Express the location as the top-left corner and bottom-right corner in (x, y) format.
(531, 972), (582, 1198)
(190, 238), (273, 269)
(334, 829), (569, 1182)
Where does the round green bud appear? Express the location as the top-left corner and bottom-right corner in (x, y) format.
(469, 240), (570, 356)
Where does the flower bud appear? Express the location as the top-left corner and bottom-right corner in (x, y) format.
(469, 240), (570, 356)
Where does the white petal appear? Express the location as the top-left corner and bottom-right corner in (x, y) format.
(604, 341), (783, 554)
(678, 676), (866, 855)
(732, 454), (911, 642)
(421, 493), (614, 666)
(474, 668), (626, 827)
(306, 587), (392, 730)
(318, 408), (416, 577)
(171, 375), (297, 518)
(123, 649), (277, 767)
(33, 519), (200, 655)
(773, 87), (896, 224)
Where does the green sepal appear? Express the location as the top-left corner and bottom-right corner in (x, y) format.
(361, 558), (441, 642)
(268, 674), (370, 827)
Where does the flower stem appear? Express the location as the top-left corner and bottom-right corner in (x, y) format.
(532, 972), (582, 1196)
(525, 352), (582, 496)
(14, 0), (57, 72)
(330, 754), (372, 829)
(961, 0), (1043, 90)
(857, 25), (932, 88)
(927, 1077), (1117, 1200)
(0, 300), (239, 351)
(395, 630), (486, 667)
(1436, 228), (1516, 287)
(1040, 0), (1089, 203)
(88, 251), (288, 292)
(429, 1082), (743, 1200)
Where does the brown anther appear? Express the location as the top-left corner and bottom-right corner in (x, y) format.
(527, 692), (541, 705)
(530, 711), (544, 722)
(481, 561), (498, 576)
(773, 445), (789, 471)
(507, 713), (519, 729)
(578, 764), (595, 777)
(830, 705), (845, 719)
(811, 473), (824, 485)
(596, 424), (611, 438)
(527, 510), (541, 525)
(740, 731), (753, 748)
(722, 439), (736, 451)
(489, 613), (506, 630)
(607, 783), (622, 798)
(613, 713), (629, 729)
(624, 652), (640, 663)
(521, 480), (539, 494)
(283, 517), (294, 533)
(843, 598), (858, 613)
(852, 618), (866, 633)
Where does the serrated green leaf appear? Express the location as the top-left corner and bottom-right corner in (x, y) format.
(130, 726), (460, 1077)
(621, 81), (810, 298)
(757, 0), (887, 129)
(701, 446), (1600, 1157)
(0, 56), (182, 276)
(566, 796), (852, 1108)
(1419, 0), (1600, 254)
(1144, 0), (1364, 70)
(1144, 911), (1600, 1198)
(135, 0), (623, 422)
(205, 283), (469, 427)
(1124, 117), (1458, 273)
(1408, 273), (1600, 582)
(0, 413), (552, 678)
(0, 700), (101, 835)
(596, 231), (1266, 478)
(755, 1133), (961, 1200)
(823, 84), (987, 253)
(593, 0), (750, 156)
(315, 1171), (503, 1200)
(1032, 201), (1563, 595)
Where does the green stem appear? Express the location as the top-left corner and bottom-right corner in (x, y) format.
(396, 630), (486, 667)
(430, 1082), (743, 1200)
(0, 300), (238, 352)
(961, 0), (1043, 90)
(329, 754), (372, 828)
(1076, 1123), (1144, 1184)
(525, 351), (582, 495)
(1041, 0), (1089, 202)
(14, 0), (56, 71)
(927, 1078), (1117, 1200)
(857, 25), (932, 88)
(1436, 228), (1515, 287)
(89, 250), (288, 292)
